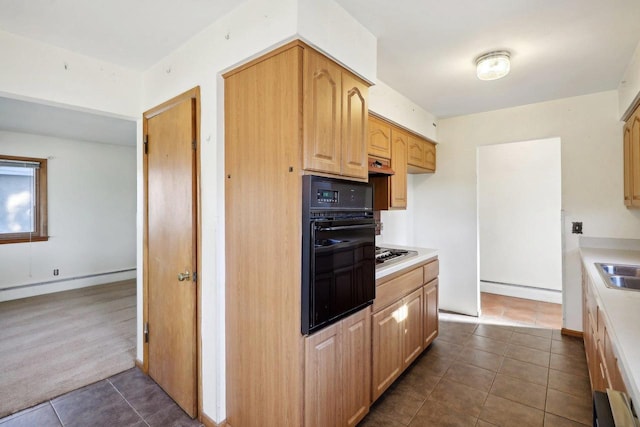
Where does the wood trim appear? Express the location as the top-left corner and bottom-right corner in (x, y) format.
(0, 155), (48, 242)
(200, 411), (225, 427)
(561, 328), (584, 338)
(142, 86), (201, 418)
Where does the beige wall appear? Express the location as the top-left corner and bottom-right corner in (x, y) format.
(400, 90), (640, 328)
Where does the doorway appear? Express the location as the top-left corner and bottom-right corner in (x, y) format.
(142, 87), (201, 418)
(477, 138), (562, 323)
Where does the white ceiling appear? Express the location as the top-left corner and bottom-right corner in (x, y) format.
(0, 0), (243, 71)
(0, 0), (639, 120)
(0, 97), (137, 146)
(335, 0), (640, 117)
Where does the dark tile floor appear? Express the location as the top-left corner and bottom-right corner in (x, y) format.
(0, 368), (202, 427)
(359, 314), (591, 426)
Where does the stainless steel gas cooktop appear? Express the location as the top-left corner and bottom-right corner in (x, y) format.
(375, 246), (418, 266)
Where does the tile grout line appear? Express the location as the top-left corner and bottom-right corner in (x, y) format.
(107, 379), (150, 427)
(49, 399), (66, 427)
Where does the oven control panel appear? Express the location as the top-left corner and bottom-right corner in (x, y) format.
(317, 189), (339, 204)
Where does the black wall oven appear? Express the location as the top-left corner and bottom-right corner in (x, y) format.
(301, 175), (376, 335)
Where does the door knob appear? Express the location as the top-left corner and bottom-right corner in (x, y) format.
(178, 270), (191, 281)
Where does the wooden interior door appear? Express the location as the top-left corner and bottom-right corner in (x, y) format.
(145, 95), (197, 417)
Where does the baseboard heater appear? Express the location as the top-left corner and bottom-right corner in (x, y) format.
(0, 268), (136, 292)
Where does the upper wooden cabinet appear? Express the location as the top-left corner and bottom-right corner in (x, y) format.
(624, 107), (640, 208)
(407, 135), (436, 173)
(390, 129), (408, 208)
(304, 48), (369, 180)
(368, 116), (392, 159)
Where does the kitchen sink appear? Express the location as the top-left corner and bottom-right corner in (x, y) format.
(596, 263), (640, 291)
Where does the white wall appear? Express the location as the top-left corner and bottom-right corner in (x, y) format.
(619, 39), (640, 119)
(414, 90), (640, 327)
(478, 138), (562, 299)
(0, 30), (141, 119)
(369, 80), (439, 246)
(140, 0), (377, 421)
(0, 131), (136, 301)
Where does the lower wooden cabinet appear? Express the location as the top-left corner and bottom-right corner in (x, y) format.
(304, 307), (371, 427)
(581, 263), (627, 394)
(371, 258), (439, 402)
(424, 279), (439, 346)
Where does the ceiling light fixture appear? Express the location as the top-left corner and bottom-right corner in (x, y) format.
(476, 51), (511, 81)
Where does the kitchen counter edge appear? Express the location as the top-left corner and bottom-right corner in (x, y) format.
(375, 244), (438, 280)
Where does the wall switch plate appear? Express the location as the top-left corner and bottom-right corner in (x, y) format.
(572, 222), (583, 234)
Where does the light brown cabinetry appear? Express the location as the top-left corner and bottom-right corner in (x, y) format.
(423, 279), (439, 346)
(368, 114), (436, 210)
(624, 105), (640, 207)
(368, 115), (392, 159)
(407, 135), (436, 173)
(303, 48), (369, 180)
(224, 41), (370, 427)
(581, 264), (627, 393)
(304, 307), (371, 427)
(371, 258), (439, 401)
(390, 130), (408, 208)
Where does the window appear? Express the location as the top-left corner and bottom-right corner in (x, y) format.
(0, 155), (48, 243)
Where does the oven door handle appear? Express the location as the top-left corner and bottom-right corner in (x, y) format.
(316, 224), (376, 232)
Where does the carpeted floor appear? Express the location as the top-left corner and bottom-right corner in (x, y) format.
(0, 280), (136, 418)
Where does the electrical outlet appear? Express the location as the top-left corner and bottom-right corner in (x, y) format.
(53, 269), (59, 276)
(572, 222), (583, 234)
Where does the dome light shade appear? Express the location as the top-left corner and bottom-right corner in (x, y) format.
(476, 51), (511, 81)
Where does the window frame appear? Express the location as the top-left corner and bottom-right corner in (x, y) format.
(0, 154), (48, 244)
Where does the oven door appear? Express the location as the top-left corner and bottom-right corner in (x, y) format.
(303, 218), (375, 334)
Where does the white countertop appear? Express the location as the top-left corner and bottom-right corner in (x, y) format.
(375, 243), (438, 280)
(580, 246), (640, 406)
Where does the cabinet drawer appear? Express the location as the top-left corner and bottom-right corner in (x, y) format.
(374, 267), (423, 312)
(423, 260), (439, 283)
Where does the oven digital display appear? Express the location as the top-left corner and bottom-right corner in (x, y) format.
(317, 189), (339, 203)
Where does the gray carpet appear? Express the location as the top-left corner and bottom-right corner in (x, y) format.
(0, 280), (136, 418)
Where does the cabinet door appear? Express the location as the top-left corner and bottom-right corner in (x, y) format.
(423, 279), (439, 347)
(341, 73), (368, 179)
(425, 141), (436, 172)
(371, 300), (404, 401)
(403, 288), (424, 368)
(408, 135), (426, 168)
(369, 116), (392, 159)
(342, 307), (371, 427)
(303, 48), (342, 176)
(390, 129), (408, 208)
(304, 323), (342, 427)
(631, 113), (640, 207)
(624, 122), (632, 206)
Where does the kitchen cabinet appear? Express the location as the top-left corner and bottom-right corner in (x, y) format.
(390, 130), (408, 208)
(224, 40), (370, 427)
(423, 279), (439, 346)
(368, 115), (392, 159)
(407, 135), (436, 173)
(371, 257), (439, 401)
(624, 105), (640, 207)
(581, 264), (627, 393)
(304, 307), (371, 427)
(368, 114), (437, 210)
(303, 48), (369, 180)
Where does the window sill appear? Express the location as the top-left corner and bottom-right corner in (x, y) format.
(0, 236), (49, 245)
